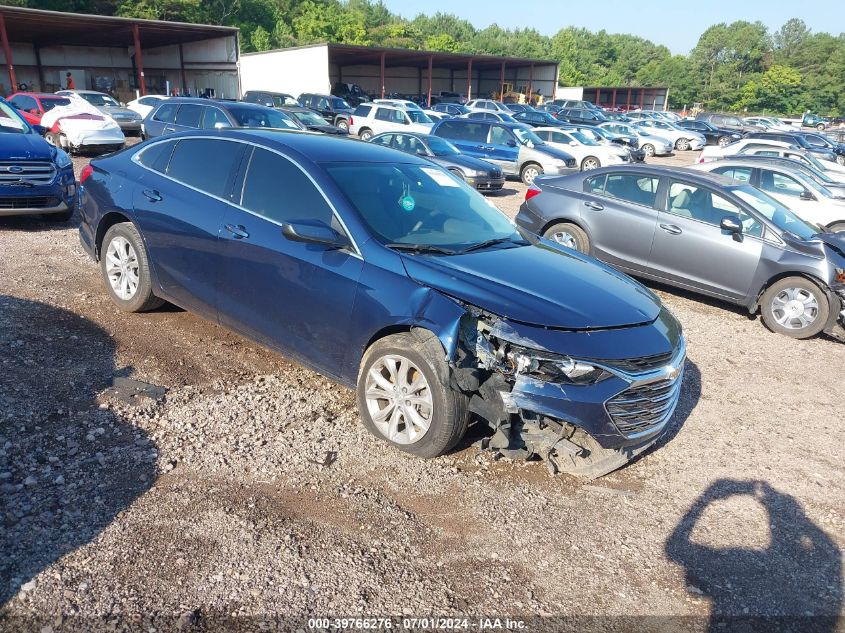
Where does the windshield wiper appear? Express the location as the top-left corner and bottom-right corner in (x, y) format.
(458, 236), (525, 254)
(385, 243), (457, 255)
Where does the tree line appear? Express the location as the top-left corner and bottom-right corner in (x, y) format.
(5, 0), (844, 115)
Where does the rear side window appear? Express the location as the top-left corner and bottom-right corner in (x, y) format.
(166, 139), (244, 199)
(711, 166), (752, 183)
(603, 173), (660, 207)
(375, 108), (394, 122)
(174, 104), (202, 128)
(202, 107), (230, 129)
(153, 102), (179, 123)
(240, 148), (334, 226)
(136, 140), (176, 173)
(354, 104), (372, 117)
(435, 120), (487, 143)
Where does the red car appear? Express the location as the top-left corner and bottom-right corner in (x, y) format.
(7, 92), (72, 125)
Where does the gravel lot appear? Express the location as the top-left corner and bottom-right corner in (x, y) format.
(1, 143), (843, 632)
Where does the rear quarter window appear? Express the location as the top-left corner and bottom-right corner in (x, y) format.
(354, 104), (372, 117)
(166, 138), (245, 199)
(435, 121), (487, 142)
(153, 102), (179, 123)
(174, 104), (202, 128)
(136, 140), (176, 173)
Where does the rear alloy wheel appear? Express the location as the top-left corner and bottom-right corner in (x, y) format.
(336, 119), (349, 132)
(816, 123), (826, 131)
(357, 332), (469, 458)
(760, 277), (829, 339)
(580, 156), (601, 171)
(675, 138), (690, 151)
(520, 162), (543, 185)
(100, 223), (164, 313)
(718, 136), (732, 148)
(836, 155), (845, 166)
(358, 128), (373, 141)
(542, 222), (590, 253)
(642, 143), (655, 157)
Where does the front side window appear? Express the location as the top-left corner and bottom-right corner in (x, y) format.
(734, 186), (818, 239)
(166, 139), (244, 199)
(153, 102), (179, 123)
(241, 148), (335, 226)
(711, 166), (752, 183)
(603, 173), (660, 207)
(667, 181), (762, 237)
(489, 125), (514, 146)
(11, 95), (37, 112)
(201, 107), (231, 129)
(759, 170), (808, 198)
(174, 104), (202, 128)
(370, 134), (394, 147)
(0, 101), (31, 134)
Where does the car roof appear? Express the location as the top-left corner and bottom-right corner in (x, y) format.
(560, 164), (741, 187)
(164, 129), (432, 165)
(708, 157), (806, 169)
(10, 92), (67, 99)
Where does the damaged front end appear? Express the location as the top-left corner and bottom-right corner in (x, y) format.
(447, 305), (686, 479)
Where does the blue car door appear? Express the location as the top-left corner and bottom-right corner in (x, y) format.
(217, 146), (364, 378)
(434, 120), (488, 158)
(484, 124), (519, 174)
(131, 137), (246, 320)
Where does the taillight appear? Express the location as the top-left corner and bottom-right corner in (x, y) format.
(80, 165), (93, 183)
(525, 186), (541, 201)
(348, 116), (354, 126)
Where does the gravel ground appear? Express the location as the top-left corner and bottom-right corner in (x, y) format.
(0, 144), (843, 632)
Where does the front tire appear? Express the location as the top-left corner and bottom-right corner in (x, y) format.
(760, 277), (829, 339)
(520, 162), (543, 185)
(358, 127), (373, 141)
(827, 222), (845, 233)
(357, 332), (469, 458)
(100, 223), (164, 313)
(580, 156), (601, 170)
(718, 136), (732, 148)
(816, 123), (826, 131)
(642, 143), (655, 157)
(836, 155), (845, 166)
(675, 138), (690, 151)
(542, 221), (590, 253)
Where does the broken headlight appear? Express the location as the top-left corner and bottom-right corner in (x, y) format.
(503, 346), (612, 385)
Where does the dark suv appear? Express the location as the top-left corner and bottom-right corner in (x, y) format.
(332, 82), (370, 107)
(242, 91), (300, 108)
(745, 131), (840, 164)
(142, 98), (302, 139)
(555, 107), (609, 126)
(696, 112), (763, 135)
(298, 93), (355, 132)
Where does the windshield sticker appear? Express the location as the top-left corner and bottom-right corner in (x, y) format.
(421, 167), (460, 187)
(400, 195), (416, 212)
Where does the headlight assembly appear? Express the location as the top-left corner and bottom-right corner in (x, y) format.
(503, 346), (613, 385)
(54, 148), (72, 169)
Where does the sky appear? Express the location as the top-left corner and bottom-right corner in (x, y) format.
(379, 0), (845, 54)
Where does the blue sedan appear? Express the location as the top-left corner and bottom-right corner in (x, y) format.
(78, 130), (686, 477)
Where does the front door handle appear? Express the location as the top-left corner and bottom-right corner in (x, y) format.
(584, 200), (604, 211)
(142, 189), (162, 202)
(224, 223), (249, 239)
(659, 223), (682, 235)
(163, 126), (175, 132)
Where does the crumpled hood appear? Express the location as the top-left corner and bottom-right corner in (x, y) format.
(401, 243), (662, 329)
(0, 132), (53, 160)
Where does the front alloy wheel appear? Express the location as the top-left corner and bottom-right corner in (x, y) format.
(365, 355), (433, 445)
(642, 143), (655, 157)
(718, 136), (732, 148)
(675, 138), (690, 151)
(760, 277), (829, 339)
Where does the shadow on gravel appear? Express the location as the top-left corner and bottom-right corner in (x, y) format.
(0, 295), (155, 607)
(0, 212), (77, 233)
(666, 479), (842, 633)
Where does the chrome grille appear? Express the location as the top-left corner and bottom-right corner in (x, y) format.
(602, 351), (675, 374)
(606, 375), (683, 437)
(0, 161), (57, 185)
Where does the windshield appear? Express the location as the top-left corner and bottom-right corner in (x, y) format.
(734, 186), (819, 240)
(407, 110), (433, 124)
(80, 93), (120, 107)
(41, 98), (71, 112)
(293, 110), (328, 126)
(331, 97), (351, 110)
(273, 95), (299, 107)
(228, 106), (301, 130)
(325, 162), (518, 250)
(0, 101), (30, 134)
(426, 136), (460, 156)
(571, 130), (600, 145)
(497, 113), (519, 123)
(513, 127), (544, 145)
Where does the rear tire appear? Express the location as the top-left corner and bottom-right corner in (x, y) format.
(357, 331), (469, 458)
(760, 277), (829, 339)
(836, 155), (845, 166)
(336, 119), (349, 132)
(718, 136), (732, 147)
(100, 223), (164, 313)
(817, 123), (826, 131)
(520, 162), (543, 185)
(580, 156), (601, 170)
(542, 221), (590, 253)
(358, 128), (373, 141)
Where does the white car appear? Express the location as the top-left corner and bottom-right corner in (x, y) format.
(349, 103), (434, 140)
(40, 96), (125, 154)
(694, 161), (845, 231)
(598, 121), (674, 156)
(460, 111), (520, 124)
(533, 126), (630, 170)
(734, 147), (845, 181)
(698, 138), (796, 163)
(126, 95), (169, 119)
(372, 98), (422, 110)
(744, 116), (794, 132)
(464, 99), (511, 114)
(633, 119), (706, 151)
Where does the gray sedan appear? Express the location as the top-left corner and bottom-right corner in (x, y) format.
(516, 165), (845, 339)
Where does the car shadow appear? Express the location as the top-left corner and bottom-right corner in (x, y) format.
(666, 479), (842, 632)
(0, 210), (77, 233)
(0, 295), (156, 606)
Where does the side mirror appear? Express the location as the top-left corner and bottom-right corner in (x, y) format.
(402, 118), (410, 125)
(282, 221), (350, 250)
(213, 121), (232, 130)
(799, 190), (816, 201)
(507, 139), (517, 147)
(720, 215), (743, 235)
(31, 124), (47, 136)
(415, 147), (428, 156)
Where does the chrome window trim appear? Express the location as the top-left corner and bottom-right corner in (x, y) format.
(130, 136), (363, 260)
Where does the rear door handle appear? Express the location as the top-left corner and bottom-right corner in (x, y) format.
(163, 126), (175, 132)
(659, 223), (682, 235)
(142, 189), (162, 202)
(224, 223), (249, 239)
(584, 200), (604, 210)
